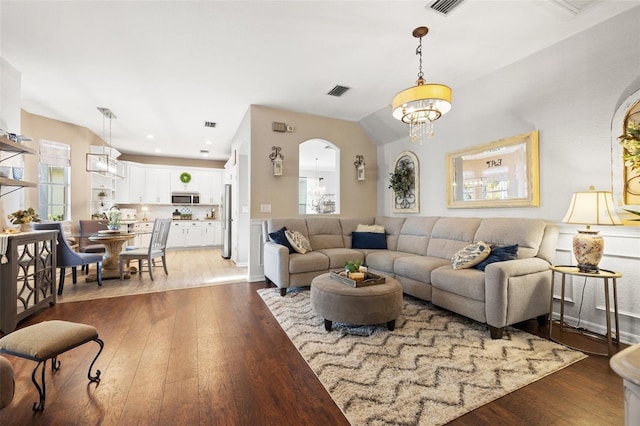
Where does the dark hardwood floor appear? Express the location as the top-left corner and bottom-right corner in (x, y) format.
(0, 282), (625, 425)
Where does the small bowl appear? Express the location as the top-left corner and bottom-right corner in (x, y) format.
(0, 166), (10, 178)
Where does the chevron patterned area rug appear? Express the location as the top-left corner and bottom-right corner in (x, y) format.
(258, 288), (586, 426)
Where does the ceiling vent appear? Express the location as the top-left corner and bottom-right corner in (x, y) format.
(427, 0), (466, 16)
(200, 149), (209, 154)
(327, 85), (350, 97)
(204, 121), (216, 128)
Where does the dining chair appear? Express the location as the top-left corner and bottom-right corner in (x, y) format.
(119, 218), (171, 281)
(78, 220), (108, 254)
(32, 222), (103, 295)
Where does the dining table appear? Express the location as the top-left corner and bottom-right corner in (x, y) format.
(85, 231), (136, 281)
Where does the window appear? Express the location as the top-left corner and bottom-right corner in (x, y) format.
(38, 140), (71, 221)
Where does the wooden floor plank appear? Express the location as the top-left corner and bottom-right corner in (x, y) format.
(0, 250), (626, 425)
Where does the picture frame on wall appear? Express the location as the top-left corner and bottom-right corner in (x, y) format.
(390, 151), (419, 213)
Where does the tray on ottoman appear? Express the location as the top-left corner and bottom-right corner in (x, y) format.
(329, 270), (386, 288)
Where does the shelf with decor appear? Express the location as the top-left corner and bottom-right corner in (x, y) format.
(0, 135), (37, 197)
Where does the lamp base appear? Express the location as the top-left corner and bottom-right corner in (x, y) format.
(573, 229), (603, 274)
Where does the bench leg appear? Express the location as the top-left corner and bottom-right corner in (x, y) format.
(31, 359), (55, 411)
(88, 338), (104, 383)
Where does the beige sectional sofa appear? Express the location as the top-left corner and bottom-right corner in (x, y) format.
(262, 216), (559, 338)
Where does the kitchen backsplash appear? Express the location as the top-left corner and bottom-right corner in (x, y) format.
(115, 204), (220, 221)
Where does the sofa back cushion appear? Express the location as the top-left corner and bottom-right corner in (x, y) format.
(305, 218), (344, 250)
(396, 216), (439, 255)
(339, 217), (375, 248)
(267, 218), (309, 239)
(375, 217), (406, 251)
(426, 217), (482, 259)
(474, 218), (546, 259)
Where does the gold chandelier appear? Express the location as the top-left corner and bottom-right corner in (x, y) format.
(392, 27), (451, 144)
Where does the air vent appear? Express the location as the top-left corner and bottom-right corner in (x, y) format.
(427, 0), (466, 16)
(272, 122), (287, 132)
(204, 121), (216, 128)
(327, 85), (350, 97)
(200, 150), (209, 154)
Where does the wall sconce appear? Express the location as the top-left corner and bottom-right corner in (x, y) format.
(269, 146), (284, 176)
(354, 155), (365, 181)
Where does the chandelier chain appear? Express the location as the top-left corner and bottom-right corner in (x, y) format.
(416, 37), (424, 80)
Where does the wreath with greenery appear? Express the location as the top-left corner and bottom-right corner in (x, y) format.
(180, 172), (192, 184)
(388, 163), (414, 198)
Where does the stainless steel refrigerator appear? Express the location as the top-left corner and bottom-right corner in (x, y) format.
(221, 183), (232, 259)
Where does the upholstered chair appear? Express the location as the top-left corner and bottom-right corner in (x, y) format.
(32, 222), (103, 295)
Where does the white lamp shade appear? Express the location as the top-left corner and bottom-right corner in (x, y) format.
(562, 191), (622, 226)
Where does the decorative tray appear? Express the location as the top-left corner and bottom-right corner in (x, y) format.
(329, 270), (386, 288)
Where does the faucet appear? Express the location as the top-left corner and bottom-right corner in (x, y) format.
(109, 205), (120, 211)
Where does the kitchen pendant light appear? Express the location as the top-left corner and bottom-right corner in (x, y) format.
(86, 107), (124, 178)
(391, 26), (452, 144)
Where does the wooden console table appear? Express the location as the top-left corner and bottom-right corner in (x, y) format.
(0, 231), (57, 333)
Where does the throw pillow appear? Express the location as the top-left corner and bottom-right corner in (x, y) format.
(451, 241), (491, 270)
(285, 229), (313, 254)
(268, 227), (295, 254)
(475, 244), (519, 271)
(355, 224), (386, 233)
(352, 232), (387, 249)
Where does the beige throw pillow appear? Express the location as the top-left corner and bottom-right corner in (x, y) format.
(355, 224), (386, 233)
(451, 241), (491, 270)
(285, 230), (313, 254)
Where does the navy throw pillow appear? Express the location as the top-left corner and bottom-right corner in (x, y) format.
(475, 244), (519, 271)
(352, 232), (387, 250)
(269, 227), (295, 254)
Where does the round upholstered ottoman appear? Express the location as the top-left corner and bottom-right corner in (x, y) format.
(310, 273), (403, 331)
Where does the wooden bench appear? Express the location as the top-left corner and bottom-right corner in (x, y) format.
(0, 320), (103, 411)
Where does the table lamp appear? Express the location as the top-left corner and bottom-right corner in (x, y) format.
(562, 186), (622, 273)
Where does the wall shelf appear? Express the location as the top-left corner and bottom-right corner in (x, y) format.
(0, 135), (37, 197)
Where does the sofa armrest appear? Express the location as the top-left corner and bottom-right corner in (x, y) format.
(263, 241), (290, 289)
(484, 257), (552, 328)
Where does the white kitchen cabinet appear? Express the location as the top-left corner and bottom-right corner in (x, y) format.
(171, 170), (200, 193)
(115, 164), (130, 204)
(132, 221), (153, 247)
(198, 170), (223, 205)
(144, 168), (170, 204)
(90, 173), (117, 215)
(167, 221), (219, 248)
(128, 165), (146, 203)
(201, 221), (218, 246)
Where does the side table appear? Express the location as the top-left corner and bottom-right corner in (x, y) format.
(548, 265), (622, 357)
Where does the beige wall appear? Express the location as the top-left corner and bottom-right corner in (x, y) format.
(249, 105), (378, 219)
(21, 110), (105, 220)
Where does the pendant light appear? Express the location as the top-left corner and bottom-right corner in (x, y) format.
(392, 26), (452, 144)
(86, 107), (124, 178)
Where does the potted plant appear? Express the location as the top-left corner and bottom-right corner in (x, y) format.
(388, 163), (414, 198)
(7, 207), (41, 232)
(97, 190), (107, 199)
(619, 121), (640, 171)
(107, 211), (122, 230)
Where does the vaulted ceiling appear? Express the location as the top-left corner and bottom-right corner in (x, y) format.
(2, 1), (637, 160)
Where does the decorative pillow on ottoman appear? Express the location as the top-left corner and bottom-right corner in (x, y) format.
(451, 241), (491, 270)
(268, 227), (295, 254)
(285, 230), (313, 254)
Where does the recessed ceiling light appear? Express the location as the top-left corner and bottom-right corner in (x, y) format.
(146, 134), (154, 140)
(154, 148), (161, 153)
(205, 140), (212, 145)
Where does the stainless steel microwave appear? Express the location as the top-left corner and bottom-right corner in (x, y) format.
(171, 192), (200, 204)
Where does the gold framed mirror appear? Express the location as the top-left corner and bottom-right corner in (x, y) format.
(446, 131), (539, 208)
